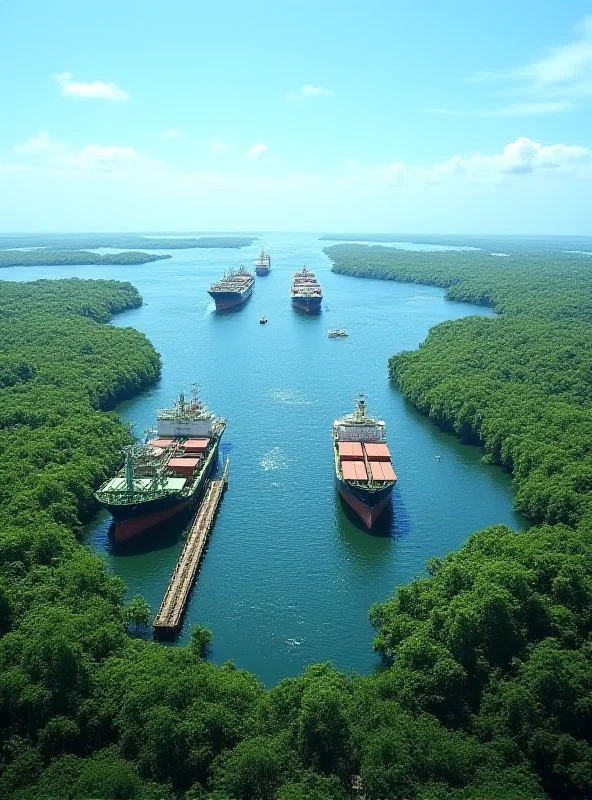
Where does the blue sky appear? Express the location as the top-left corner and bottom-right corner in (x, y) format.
(1, 0), (591, 233)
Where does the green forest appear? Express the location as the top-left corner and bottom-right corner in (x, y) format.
(1, 262), (591, 799)
(0, 236), (256, 251)
(0, 251), (171, 268)
(320, 234), (592, 254)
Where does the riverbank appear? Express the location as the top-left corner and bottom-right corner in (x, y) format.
(0, 234), (256, 250)
(326, 243), (592, 528)
(1, 247), (589, 797)
(0, 249), (172, 267)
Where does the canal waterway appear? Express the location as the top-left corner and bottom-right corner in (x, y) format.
(2, 232), (525, 685)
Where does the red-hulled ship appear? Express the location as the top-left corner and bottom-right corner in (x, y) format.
(333, 396), (397, 528)
(95, 390), (225, 541)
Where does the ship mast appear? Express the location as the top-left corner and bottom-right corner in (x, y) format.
(124, 446), (135, 492)
(355, 394), (367, 421)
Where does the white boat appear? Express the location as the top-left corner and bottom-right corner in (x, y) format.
(328, 329), (348, 338)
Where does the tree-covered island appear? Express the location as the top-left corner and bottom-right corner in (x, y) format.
(0, 235), (256, 251)
(0, 250), (172, 268)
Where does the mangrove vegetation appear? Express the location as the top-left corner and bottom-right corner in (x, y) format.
(0, 262), (591, 799)
(0, 235), (256, 251)
(0, 251), (171, 268)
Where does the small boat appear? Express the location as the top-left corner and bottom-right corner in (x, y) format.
(328, 329), (348, 338)
(259, 315), (268, 325)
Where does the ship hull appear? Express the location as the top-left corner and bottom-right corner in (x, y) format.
(104, 439), (220, 542)
(208, 285), (253, 311)
(335, 473), (394, 529)
(255, 266), (270, 276)
(291, 295), (322, 314)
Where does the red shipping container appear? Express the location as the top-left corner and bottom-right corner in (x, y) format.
(149, 438), (174, 448)
(341, 461), (357, 481)
(369, 461), (385, 480)
(363, 443), (391, 461)
(354, 461), (368, 481)
(337, 441), (364, 460)
(381, 462), (397, 481)
(184, 438), (210, 452)
(168, 457), (200, 471)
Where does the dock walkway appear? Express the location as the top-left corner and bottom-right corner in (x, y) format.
(153, 458), (229, 638)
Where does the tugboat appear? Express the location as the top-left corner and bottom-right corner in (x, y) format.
(333, 395), (397, 528)
(291, 266), (323, 314)
(255, 249), (271, 276)
(95, 389), (226, 541)
(259, 315), (268, 324)
(208, 266), (255, 311)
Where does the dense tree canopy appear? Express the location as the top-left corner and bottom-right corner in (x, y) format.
(325, 243), (592, 798)
(1, 261), (591, 798)
(0, 250), (171, 268)
(0, 235), (255, 251)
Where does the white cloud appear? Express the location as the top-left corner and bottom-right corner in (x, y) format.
(464, 14), (592, 115)
(52, 72), (129, 101)
(301, 84), (334, 96)
(246, 143), (268, 159)
(163, 128), (182, 139)
(423, 137), (590, 184)
(286, 84), (335, 100)
(344, 137), (591, 191)
(7, 132), (589, 199)
(55, 144), (165, 174)
(13, 131), (66, 153)
(483, 101), (576, 117)
(515, 15), (592, 86)
(210, 138), (232, 152)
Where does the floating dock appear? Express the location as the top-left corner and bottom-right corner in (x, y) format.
(153, 458), (229, 639)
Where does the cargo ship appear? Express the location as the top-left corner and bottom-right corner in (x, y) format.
(255, 249), (271, 276)
(333, 395), (397, 528)
(208, 266), (255, 311)
(95, 390), (226, 542)
(291, 266), (323, 314)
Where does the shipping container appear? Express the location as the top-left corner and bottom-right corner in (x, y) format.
(363, 443), (391, 461)
(354, 461), (368, 481)
(369, 461), (385, 480)
(338, 441), (364, 460)
(148, 438), (174, 448)
(168, 457), (200, 472)
(341, 461), (358, 481)
(184, 438), (210, 452)
(381, 462), (397, 481)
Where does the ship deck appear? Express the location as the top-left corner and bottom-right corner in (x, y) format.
(100, 476), (186, 494)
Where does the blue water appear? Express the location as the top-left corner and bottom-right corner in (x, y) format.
(1, 233), (524, 685)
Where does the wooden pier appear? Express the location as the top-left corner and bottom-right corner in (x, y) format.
(153, 459), (229, 639)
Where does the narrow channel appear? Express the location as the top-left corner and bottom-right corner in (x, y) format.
(2, 232), (524, 685)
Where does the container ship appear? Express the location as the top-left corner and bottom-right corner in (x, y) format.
(255, 249), (271, 276)
(333, 395), (397, 528)
(95, 390), (226, 542)
(291, 266), (323, 314)
(208, 266), (255, 311)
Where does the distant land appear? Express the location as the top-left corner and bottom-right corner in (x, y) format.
(320, 233), (592, 253)
(0, 250), (172, 268)
(0, 234), (256, 250)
